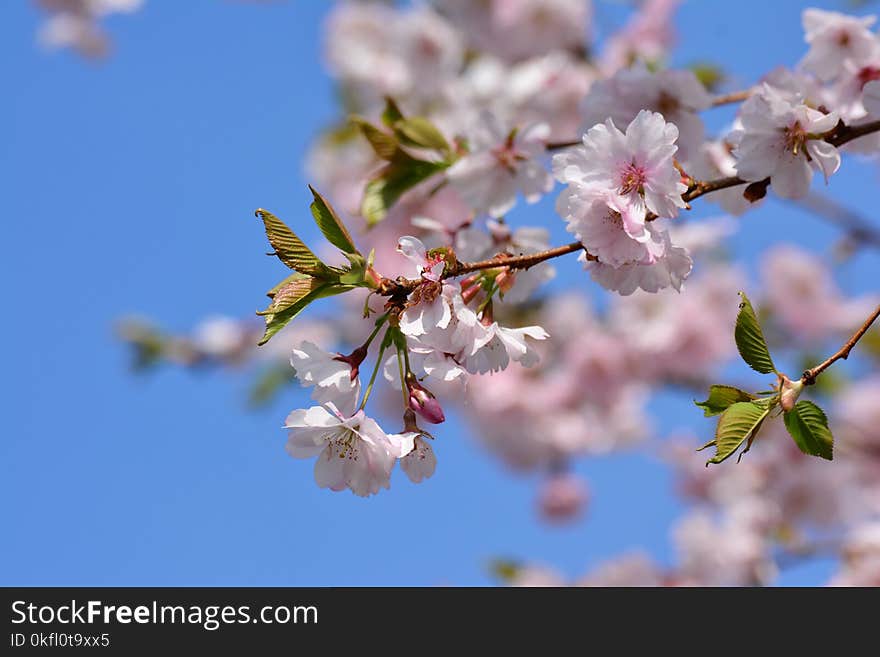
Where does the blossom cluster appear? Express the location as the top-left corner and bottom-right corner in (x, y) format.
(107, 1), (880, 584)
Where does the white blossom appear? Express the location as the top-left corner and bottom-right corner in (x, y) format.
(285, 403), (413, 497)
(447, 112), (553, 218)
(800, 8), (880, 82)
(731, 84), (840, 199)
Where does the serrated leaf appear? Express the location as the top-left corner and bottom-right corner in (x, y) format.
(256, 209), (331, 278)
(783, 400), (834, 460)
(708, 401), (770, 465)
(695, 385), (756, 417)
(308, 185), (358, 255)
(362, 155), (449, 226)
(395, 116), (450, 153)
(258, 283), (354, 346)
(266, 272), (310, 299)
(735, 292), (777, 374)
(381, 97), (405, 128)
(352, 117), (399, 160)
(258, 276), (323, 316)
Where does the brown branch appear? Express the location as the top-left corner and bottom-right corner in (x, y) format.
(802, 304), (880, 385)
(380, 242), (591, 295)
(710, 89), (753, 107)
(381, 118), (880, 298)
(545, 139), (582, 150)
(451, 241), (588, 276)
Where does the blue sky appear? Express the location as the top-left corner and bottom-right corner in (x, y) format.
(2, 0), (876, 586)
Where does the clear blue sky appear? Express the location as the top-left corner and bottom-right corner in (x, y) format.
(2, 0), (876, 586)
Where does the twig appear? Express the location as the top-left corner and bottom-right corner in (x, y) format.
(710, 89), (752, 107)
(381, 118), (880, 297)
(802, 304), (880, 385)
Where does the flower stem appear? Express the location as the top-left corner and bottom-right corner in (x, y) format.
(358, 330), (390, 412)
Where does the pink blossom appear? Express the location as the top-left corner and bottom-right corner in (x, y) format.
(285, 404), (413, 497)
(731, 84), (840, 199)
(447, 112), (553, 218)
(800, 8), (880, 82)
(580, 66), (711, 159)
(554, 110), (687, 220)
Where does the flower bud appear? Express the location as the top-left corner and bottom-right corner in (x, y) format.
(495, 268), (516, 294)
(778, 373), (804, 412)
(405, 375), (445, 424)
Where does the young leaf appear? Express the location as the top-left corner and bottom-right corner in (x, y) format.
(707, 401), (770, 465)
(352, 117), (399, 161)
(734, 291), (777, 374)
(362, 155), (448, 226)
(308, 186), (359, 255)
(256, 209), (331, 278)
(338, 252), (367, 285)
(783, 400), (834, 460)
(381, 97), (405, 128)
(258, 276), (323, 316)
(695, 385), (756, 417)
(394, 116), (450, 153)
(266, 271), (309, 298)
(258, 283), (353, 345)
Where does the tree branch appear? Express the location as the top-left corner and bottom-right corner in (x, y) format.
(382, 118), (880, 297)
(710, 89), (752, 107)
(801, 304), (880, 385)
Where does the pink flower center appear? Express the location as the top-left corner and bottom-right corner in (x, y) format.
(618, 161), (647, 195)
(492, 144), (526, 174)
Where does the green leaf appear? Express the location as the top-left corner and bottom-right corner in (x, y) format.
(734, 291), (777, 374)
(266, 272), (309, 299)
(394, 116), (450, 153)
(256, 209), (331, 278)
(258, 283), (353, 346)
(258, 276), (323, 316)
(381, 97), (405, 128)
(338, 252), (367, 285)
(783, 400), (834, 460)
(695, 385), (756, 417)
(352, 117), (399, 160)
(362, 155), (448, 226)
(707, 401), (771, 465)
(308, 185), (359, 255)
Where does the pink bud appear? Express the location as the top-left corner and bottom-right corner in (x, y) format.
(496, 268), (516, 294)
(406, 377), (445, 424)
(778, 373), (804, 413)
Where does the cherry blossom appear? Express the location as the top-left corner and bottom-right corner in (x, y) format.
(731, 84), (840, 199)
(284, 403), (413, 497)
(554, 110), (687, 221)
(580, 66), (711, 159)
(290, 341), (360, 411)
(400, 435), (437, 484)
(446, 112), (554, 218)
(800, 8), (879, 82)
